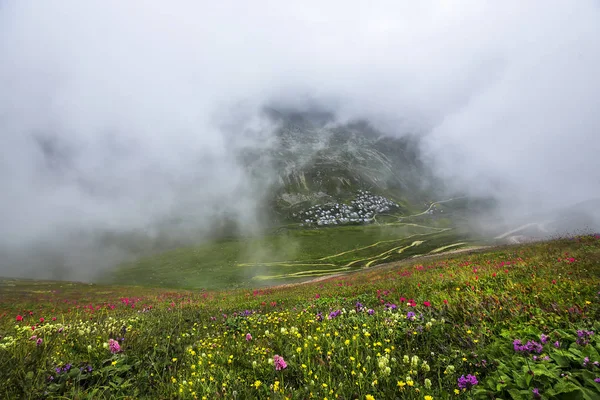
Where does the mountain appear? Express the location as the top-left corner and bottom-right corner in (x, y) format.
(242, 108), (441, 225)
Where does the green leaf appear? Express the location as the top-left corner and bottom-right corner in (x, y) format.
(580, 345), (599, 359)
(531, 364), (558, 379)
(580, 386), (600, 400)
(550, 353), (571, 367)
(552, 380), (581, 395)
(508, 388), (526, 400)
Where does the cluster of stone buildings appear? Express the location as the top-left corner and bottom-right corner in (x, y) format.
(294, 190), (399, 226)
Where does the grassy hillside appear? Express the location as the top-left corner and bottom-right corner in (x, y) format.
(106, 219), (475, 290)
(1, 235), (599, 398)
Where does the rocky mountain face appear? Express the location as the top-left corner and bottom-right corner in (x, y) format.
(242, 108), (440, 223)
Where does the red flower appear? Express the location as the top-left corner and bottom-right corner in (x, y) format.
(16, 315), (23, 322)
(423, 301), (431, 307)
(552, 280), (557, 284)
(39, 318), (44, 323)
(443, 299), (448, 305)
(492, 273), (496, 277)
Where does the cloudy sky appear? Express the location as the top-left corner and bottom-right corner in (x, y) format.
(1, 1), (599, 278)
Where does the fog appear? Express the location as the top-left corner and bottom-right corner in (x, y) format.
(1, 1), (599, 280)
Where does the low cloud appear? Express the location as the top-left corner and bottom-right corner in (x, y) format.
(1, 1), (599, 279)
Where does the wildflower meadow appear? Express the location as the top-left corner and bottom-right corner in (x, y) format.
(1, 235), (599, 399)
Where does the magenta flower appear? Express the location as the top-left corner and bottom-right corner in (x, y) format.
(108, 338), (121, 353)
(457, 374), (478, 390)
(273, 355), (287, 371)
(36, 338), (43, 346)
(246, 333), (252, 341)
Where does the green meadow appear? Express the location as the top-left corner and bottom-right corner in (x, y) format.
(1, 235), (599, 399)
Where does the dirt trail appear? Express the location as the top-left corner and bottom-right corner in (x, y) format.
(268, 245), (492, 289)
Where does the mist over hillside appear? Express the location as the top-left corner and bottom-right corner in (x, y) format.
(1, 1), (599, 281)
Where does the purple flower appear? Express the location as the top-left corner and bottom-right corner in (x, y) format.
(316, 312), (323, 321)
(595, 377), (600, 383)
(36, 338), (43, 346)
(540, 334), (548, 344)
(554, 341), (560, 348)
(513, 339), (522, 351)
(328, 310), (341, 320)
(532, 388), (541, 398)
(457, 374), (478, 390)
(355, 301), (364, 312)
(406, 311), (416, 320)
(367, 309), (375, 315)
(513, 339), (543, 354)
(246, 333), (252, 341)
(273, 355), (287, 371)
(584, 357), (590, 367)
(576, 330), (594, 346)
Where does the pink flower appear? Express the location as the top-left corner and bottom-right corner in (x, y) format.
(273, 355), (287, 371)
(246, 333), (252, 341)
(36, 338), (43, 346)
(108, 338), (121, 353)
(16, 315), (23, 322)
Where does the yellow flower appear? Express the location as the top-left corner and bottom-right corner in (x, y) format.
(424, 396), (433, 400)
(172, 358), (177, 362)
(397, 381), (406, 389)
(454, 389), (460, 395)
(253, 380), (262, 389)
(111, 361), (117, 366)
(366, 395), (375, 400)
